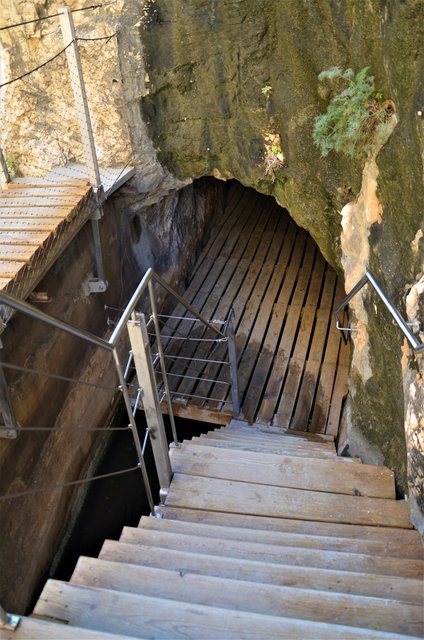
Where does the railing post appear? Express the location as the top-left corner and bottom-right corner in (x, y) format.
(59, 6), (101, 187)
(127, 312), (172, 492)
(112, 347), (155, 513)
(59, 7), (107, 295)
(0, 604), (20, 631)
(147, 279), (179, 446)
(226, 311), (241, 417)
(0, 148), (10, 186)
(0, 362), (18, 439)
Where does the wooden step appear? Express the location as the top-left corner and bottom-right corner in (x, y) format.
(170, 443), (395, 498)
(200, 431), (336, 450)
(155, 505), (422, 544)
(34, 580), (416, 639)
(120, 526), (422, 578)
(99, 539), (423, 604)
(218, 424), (336, 445)
(1, 616), (135, 639)
(139, 516), (422, 558)
(226, 419), (335, 441)
(165, 473), (412, 528)
(71, 556), (423, 636)
(186, 436), (361, 461)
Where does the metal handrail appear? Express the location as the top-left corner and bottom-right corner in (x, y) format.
(0, 268), (241, 510)
(333, 271), (424, 353)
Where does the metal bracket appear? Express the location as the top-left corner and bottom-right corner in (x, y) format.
(82, 277), (108, 296)
(0, 605), (20, 631)
(0, 426), (18, 439)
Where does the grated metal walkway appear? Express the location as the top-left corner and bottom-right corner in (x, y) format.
(161, 181), (350, 435)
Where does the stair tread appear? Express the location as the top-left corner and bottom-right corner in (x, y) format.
(120, 525), (422, 578)
(70, 556), (423, 636)
(170, 443), (395, 498)
(34, 580), (417, 639)
(226, 420), (335, 441)
(201, 431), (336, 449)
(138, 515), (423, 558)
(99, 539), (423, 604)
(186, 436), (361, 460)
(1, 616), (135, 639)
(155, 505), (422, 543)
(166, 473), (412, 528)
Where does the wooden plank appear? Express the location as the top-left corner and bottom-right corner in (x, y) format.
(0, 197), (82, 207)
(186, 436), (361, 460)
(0, 207), (77, 217)
(121, 526), (420, 577)
(198, 432), (336, 452)
(163, 402), (232, 425)
(139, 516), (422, 558)
(169, 443), (395, 497)
(6, 179), (89, 189)
(0, 261), (27, 278)
(274, 269), (336, 431)
(310, 279), (347, 432)
(4, 186), (90, 196)
(2, 616), (135, 640)
(0, 245), (38, 261)
(142, 516), (424, 556)
(166, 473), (413, 528)
(169, 199), (278, 400)
(34, 580), (417, 639)
(0, 218), (63, 231)
(163, 193), (266, 393)
(223, 422), (335, 442)
(71, 557), (423, 636)
(100, 539), (423, 604)
(242, 237), (317, 421)
(154, 505), (422, 545)
(326, 326), (351, 435)
(0, 231), (49, 245)
(195, 206), (288, 406)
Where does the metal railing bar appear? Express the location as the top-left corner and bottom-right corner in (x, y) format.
(16, 425), (130, 432)
(141, 428), (150, 456)
(149, 333), (227, 343)
(0, 289), (112, 351)
(148, 280), (179, 444)
(169, 390), (232, 403)
(112, 347), (155, 512)
(334, 271), (424, 353)
(0, 360), (119, 392)
(156, 313), (225, 325)
(153, 271), (226, 338)
(163, 371), (230, 385)
(0, 465), (140, 501)
(124, 352), (133, 380)
(159, 353), (230, 365)
(132, 388), (142, 417)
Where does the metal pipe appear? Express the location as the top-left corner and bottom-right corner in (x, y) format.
(333, 272), (423, 353)
(0, 290), (112, 351)
(148, 280), (179, 445)
(226, 310), (241, 416)
(153, 272), (226, 338)
(0, 604), (20, 631)
(112, 348), (155, 513)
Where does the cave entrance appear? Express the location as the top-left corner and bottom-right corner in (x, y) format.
(160, 180), (350, 436)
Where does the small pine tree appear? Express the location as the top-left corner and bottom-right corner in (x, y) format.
(313, 66), (393, 160)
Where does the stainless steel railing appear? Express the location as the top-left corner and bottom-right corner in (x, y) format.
(0, 268), (241, 510)
(333, 271), (424, 353)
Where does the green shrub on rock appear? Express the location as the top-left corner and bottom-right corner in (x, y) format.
(313, 66), (394, 160)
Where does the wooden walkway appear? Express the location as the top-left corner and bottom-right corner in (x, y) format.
(0, 165), (134, 299)
(11, 421), (422, 639)
(161, 182), (350, 435)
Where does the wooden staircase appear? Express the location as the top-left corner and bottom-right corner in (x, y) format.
(7, 420), (424, 639)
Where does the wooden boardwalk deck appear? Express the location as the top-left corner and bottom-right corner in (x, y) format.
(161, 182), (350, 435)
(0, 165), (134, 300)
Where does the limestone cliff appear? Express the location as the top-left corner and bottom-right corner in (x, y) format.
(1, 0), (423, 535)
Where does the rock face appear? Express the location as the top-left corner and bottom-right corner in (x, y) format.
(0, 0), (423, 538)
